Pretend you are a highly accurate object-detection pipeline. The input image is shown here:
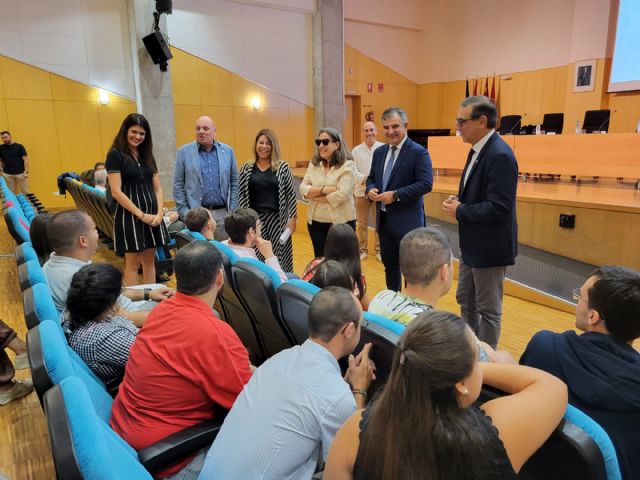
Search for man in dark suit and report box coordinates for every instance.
[366,107,433,291]
[442,96,518,348]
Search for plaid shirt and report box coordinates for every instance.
[62,312,138,388]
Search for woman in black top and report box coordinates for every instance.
[105,113,169,285]
[325,311,567,480]
[238,129,297,273]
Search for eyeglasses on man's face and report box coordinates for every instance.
[455,117,476,127]
[572,287,582,302]
[315,138,335,146]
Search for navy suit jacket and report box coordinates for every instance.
[456,132,518,268]
[366,137,433,238]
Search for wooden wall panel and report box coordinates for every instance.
[54,101,102,174]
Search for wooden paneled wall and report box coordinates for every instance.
[170,48,315,167]
[0,56,135,208]
[344,44,418,139]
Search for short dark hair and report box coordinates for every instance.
[308,287,361,342]
[174,241,222,296]
[47,210,92,255]
[29,213,52,264]
[0,131,10,136]
[400,227,452,286]
[224,208,259,244]
[94,162,106,170]
[310,260,354,290]
[185,207,211,235]
[588,266,640,343]
[460,96,497,128]
[66,263,122,329]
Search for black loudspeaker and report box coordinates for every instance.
[142,31,172,71]
[155,0,172,14]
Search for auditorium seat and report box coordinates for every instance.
[43,376,227,479]
[276,279,320,345]
[350,312,402,398]
[174,230,194,250]
[15,242,39,266]
[18,259,47,292]
[498,115,522,135]
[23,283,59,329]
[232,258,294,359]
[583,109,611,133]
[518,404,620,480]
[541,113,564,134]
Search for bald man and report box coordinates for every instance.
[173,116,239,240]
[351,121,383,260]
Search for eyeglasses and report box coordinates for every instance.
[572,287,582,302]
[315,138,334,146]
[455,117,475,127]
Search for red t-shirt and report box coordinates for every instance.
[110,292,252,477]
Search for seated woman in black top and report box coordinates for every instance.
[309,259,354,291]
[325,310,567,480]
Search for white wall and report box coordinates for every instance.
[168,0,314,106]
[0,0,135,98]
[345,0,613,84]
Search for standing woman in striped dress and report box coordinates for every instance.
[238,128,297,273]
[106,113,169,285]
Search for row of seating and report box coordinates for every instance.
[63,175,175,282]
[175,229,620,479]
[1,176,47,245]
[16,239,225,477]
[63,177,114,241]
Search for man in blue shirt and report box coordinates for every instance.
[173,116,238,240]
[198,287,375,480]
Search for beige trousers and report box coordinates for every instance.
[2,173,28,194]
[355,195,379,254]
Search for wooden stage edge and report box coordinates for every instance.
[293,174,640,309]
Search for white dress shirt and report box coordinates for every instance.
[351,140,384,197]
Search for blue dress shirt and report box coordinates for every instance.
[199,144,224,207]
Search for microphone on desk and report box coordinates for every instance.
[507,113,527,135]
[595,109,617,133]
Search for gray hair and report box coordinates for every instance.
[382,107,408,125]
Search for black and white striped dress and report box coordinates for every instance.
[238,161,297,273]
[105,148,169,255]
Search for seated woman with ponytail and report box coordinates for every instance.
[62,263,138,389]
[325,310,567,480]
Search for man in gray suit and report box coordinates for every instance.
[173,116,239,240]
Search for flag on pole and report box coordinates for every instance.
[483,76,489,97]
[490,76,496,104]
[465,78,470,98]
[473,78,478,96]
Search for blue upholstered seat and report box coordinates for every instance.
[276,279,320,345]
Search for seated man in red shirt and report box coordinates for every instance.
[110,240,252,479]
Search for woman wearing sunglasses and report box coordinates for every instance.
[300,128,356,257]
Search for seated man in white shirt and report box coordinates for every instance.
[198,286,374,480]
[222,207,288,283]
[43,210,173,326]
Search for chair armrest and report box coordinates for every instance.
[138,414,227,473]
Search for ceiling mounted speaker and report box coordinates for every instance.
[155,0,172,14]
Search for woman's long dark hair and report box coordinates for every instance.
[323,224,364,299]
[66,264,123,329]
[111,113,158,172]
[355,311,494,480]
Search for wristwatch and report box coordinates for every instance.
[393,190,400,202]
[143,288,151,301]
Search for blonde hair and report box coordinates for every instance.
[252,128,282,171]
